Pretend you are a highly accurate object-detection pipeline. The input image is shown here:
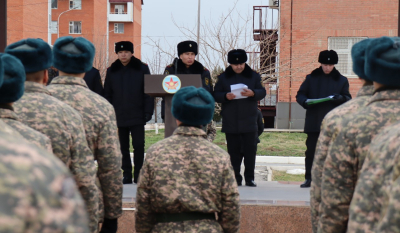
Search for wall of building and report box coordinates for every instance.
[7,0,49,44]
[276,0,398,129]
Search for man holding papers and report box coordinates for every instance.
[296,50,351,188]
[214,49,266,187]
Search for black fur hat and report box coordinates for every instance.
[115,41,133,53]
[177,40,198,56]
[228,49,248,64]
[318,50,338,64]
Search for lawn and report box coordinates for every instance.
[272,170,304,182]
[131,129,307,157]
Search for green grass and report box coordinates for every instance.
[272,170,304,182]
[130,129,307,157]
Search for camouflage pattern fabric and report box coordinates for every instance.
[0,107,52,153]
[47,76,122,220]
[0,119,23,137]
[0,131,89,233]
[310,85,374,232]
[136,126,240,233]
[205,120,217,142]
[318,88,400,233]
[14,81,99,233]
[349,120,400,232]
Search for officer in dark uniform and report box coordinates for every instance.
[162,40,213,121]
[83,67,104,97]
[104,41,154,184]
[214,49,267,187]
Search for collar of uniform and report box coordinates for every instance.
[173,125,207,137]
[0,108,18,121]
[50,75,89,89]
[356,85,374,97]
[368,88,400,104]
[24,81,52,95]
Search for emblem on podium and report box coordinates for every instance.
[163,75,182,94]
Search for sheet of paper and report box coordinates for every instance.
[230,83,248,99]
[305,95,334,105]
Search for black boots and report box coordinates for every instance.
[300,179,311,188]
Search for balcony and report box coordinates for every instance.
[109,2,133,22]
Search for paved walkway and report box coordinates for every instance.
[123,181,310,206]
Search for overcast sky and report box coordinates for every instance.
[141,0,272,72]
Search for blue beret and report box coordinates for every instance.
[351,38,373,81]
[53,36,95,74]
[0,53,26,103]
[365,36,400,87]
[172,86,215,126]
[5,38,52,73]
[228,49,247,64]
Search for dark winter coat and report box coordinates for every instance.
[104,56,154,127]
[161,59,213,119]
[214,64,266,133]
[296,67,351,133]
[83,67,104,97]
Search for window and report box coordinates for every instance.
[115,5,125,14]
[69,0,81,10]
[69,21,81,34]
[328,37,367,76]
[50,21,58,34]
[51,0,57,9]
[114,23,124,34]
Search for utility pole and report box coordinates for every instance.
[0,0,6,52]
[196,0,201,61]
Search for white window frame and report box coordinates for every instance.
[69,0,81,10]
[328,37,368,77]
[51,0,57,9]
[114,23,124,34]
[50,21,58,34]
[115,5,125,14]
[69,21,82,34]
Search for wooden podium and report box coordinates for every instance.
[145,74,202,138]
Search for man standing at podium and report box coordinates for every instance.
[214,49,266,187]
[162,40,215,139]
[104,41,154,184]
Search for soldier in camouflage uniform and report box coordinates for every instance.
[0,131,90,233]
[0,53,52,153]
[48,36,122,233]
[309,39,374,232]
[5,38,99,233]
[318,36,400,232]
[136,86,240,233]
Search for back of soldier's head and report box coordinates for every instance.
[172,86,215,127]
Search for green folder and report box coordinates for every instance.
[306,95,334,105]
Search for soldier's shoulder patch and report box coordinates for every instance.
[164,70,169,75]
[205,77,210,86]
[142,62,148,66]
[166,64,173,68]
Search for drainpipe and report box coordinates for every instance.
[288,0,293,129]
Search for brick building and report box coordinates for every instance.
[7,0,143,74]
[275,0,398,129]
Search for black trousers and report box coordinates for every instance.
[305,132,320,180]
[118,125,145,183]
[226,132,258,184]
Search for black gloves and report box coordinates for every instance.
[332,94,345,104]
[100,218,118,233]
[144,113,152,122]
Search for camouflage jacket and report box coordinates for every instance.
[0,131,89,233]
[47,76,122,220]
[375,147,400,233]
[14,81,99,232]
[310,85,374,233]
[0,119,23,137]
[318,88,400,233]
[0,107,52,152]
[136,126,240,233]
[205,120,217,142]
[349,120,400,232]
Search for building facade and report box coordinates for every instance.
[7,0,143,75]
[276,0,398,129]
